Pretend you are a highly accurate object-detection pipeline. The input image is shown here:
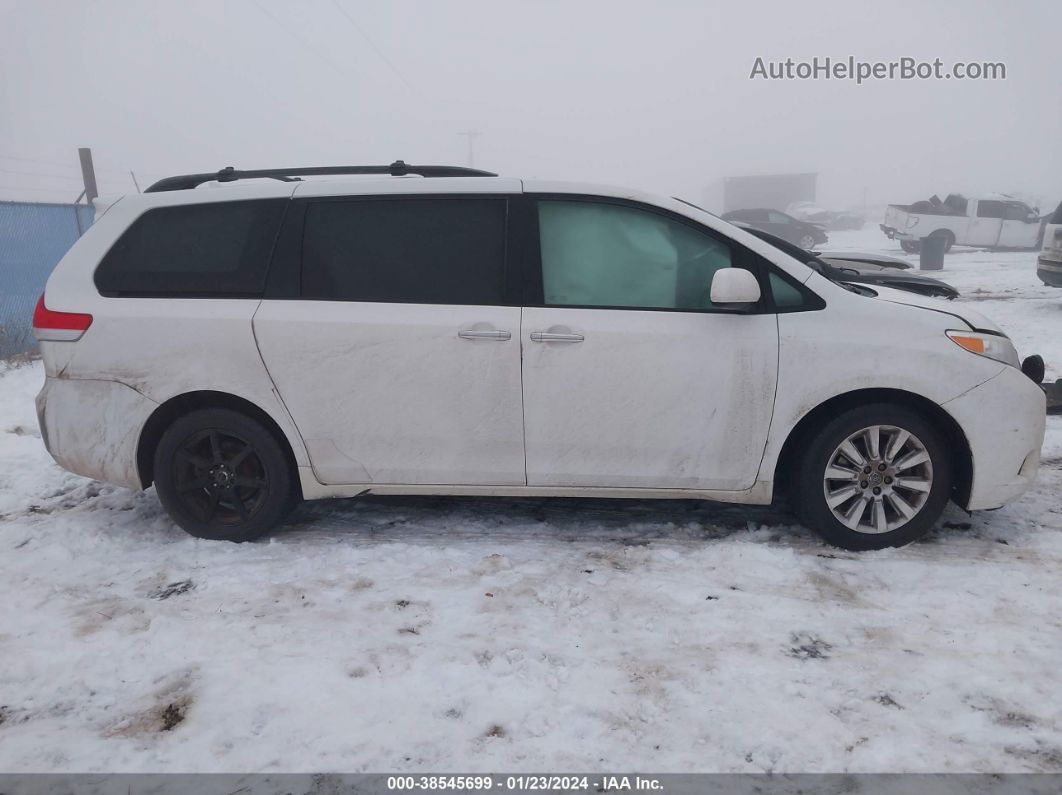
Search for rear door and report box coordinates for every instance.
[519,197,779,491]
[967,200,1005,246]
[253,190,526,486]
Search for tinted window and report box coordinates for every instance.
[1003,202,1032,221]
[977,200,1005,219]
[95,200,285,297]
[767,211,791,224]
[537,200,737,311]
[769,272,806,308]
[301,198,507,304]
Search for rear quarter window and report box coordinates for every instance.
[94,199,286,297]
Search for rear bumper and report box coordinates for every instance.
[1037,256,1062,287]
[36,376,157,490]
[942,366,1046,511]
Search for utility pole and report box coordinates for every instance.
[458,130,481,168]
[78,147,98,204]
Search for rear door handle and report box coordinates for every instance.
[458,329,511,341]
[530,332,584,343]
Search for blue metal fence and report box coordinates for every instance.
[0,201,94,357]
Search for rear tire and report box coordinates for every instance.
[793,404,951,551]
[154,408,296,542]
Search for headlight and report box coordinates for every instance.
[946,330,1020,367]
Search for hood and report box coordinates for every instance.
[872,272,951,289]
[866,284,1003,334]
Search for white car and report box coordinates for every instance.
[32,162,1047,550]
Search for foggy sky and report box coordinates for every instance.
[2,0,1060,212]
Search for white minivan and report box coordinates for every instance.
[33,163,1047,550]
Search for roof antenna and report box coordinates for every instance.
[389,160,409,176]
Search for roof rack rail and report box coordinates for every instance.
[144,160,497,193]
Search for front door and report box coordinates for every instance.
[520,198,779,491]
[997,201,1041,248]
[254,195,525,486]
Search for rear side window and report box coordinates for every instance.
[976,200,1005,219]
[94,200,286,297]
[300,198,507,304]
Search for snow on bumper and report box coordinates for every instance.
[942,365,1046,511]
[36,376,157,490]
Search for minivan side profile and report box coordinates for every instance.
[33,163,1046,550]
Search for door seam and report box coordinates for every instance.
[517,306,529,486]
[250,300,316,474]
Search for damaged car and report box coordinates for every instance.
[32,162,1044,551]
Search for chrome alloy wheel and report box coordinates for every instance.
[822,424,934,534]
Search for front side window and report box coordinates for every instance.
[767,211,791,225]
[537,200,738,311]
[300,198,507,304]
[1003,202,1033,221]
[769,271,807,309]
[95,199,286,297]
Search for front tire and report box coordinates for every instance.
[899,240,920,254]
[798,233,817,250]
[154,408,296,542]
[793,405,951,551]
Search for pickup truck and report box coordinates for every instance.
[880,193,1046,253]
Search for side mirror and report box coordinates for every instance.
[710,268,761,306]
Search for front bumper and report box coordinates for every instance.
[942,365,1047,511]
[880,224,897,239]
[1037,255,1062,287]
[36,376,157,490]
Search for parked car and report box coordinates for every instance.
[33,162,1046,551]
[1037,200,1062,287]
[786,201,865,231]
[881,193,1046,253]
[736,225,959,299]
[720,208,828,249]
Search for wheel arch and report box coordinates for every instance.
[929,228,956,248]
[771,388,973,509]
[136,390,302,498]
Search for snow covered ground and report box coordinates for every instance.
[1,228,1060,774]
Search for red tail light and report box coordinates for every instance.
[32,294,93,342]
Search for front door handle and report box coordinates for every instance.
[530,331,584,343]
[458,329,511,341]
